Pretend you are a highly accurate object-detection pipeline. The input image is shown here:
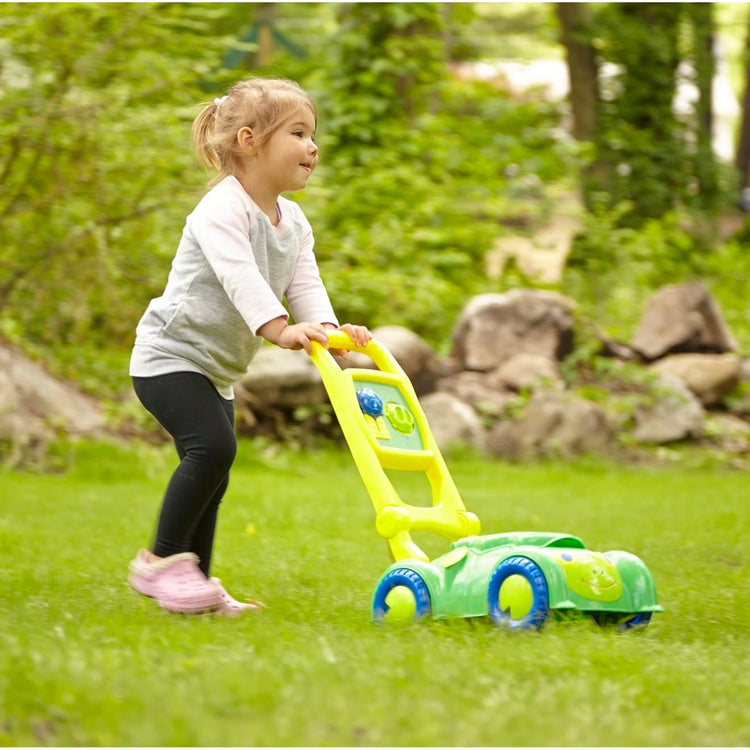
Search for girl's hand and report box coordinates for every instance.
[325,323,372,358]
[338,323,371,347]
[259,317,329,354]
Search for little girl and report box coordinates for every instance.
[128,77,371,616]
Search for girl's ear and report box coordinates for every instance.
[237,126,256,154]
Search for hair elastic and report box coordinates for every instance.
[214,96,228,107]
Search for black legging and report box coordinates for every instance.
[132,372,237,576]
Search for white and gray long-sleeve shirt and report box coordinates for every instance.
[129,176,338,398]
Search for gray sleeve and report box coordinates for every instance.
[188,188,288,334]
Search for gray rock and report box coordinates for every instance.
[451,290,576,372]
[703,413,750,453]
[0,342,104,439]
[0,339,105,465]
[486,390,613,459]
[631,282,737,360]
[343,325,442,395]
[487,352,563,392]
[420,391,486,451]
[437,370,519,419]
[631,374,706,443]
[236,346,325,409]
[650,353,741,406]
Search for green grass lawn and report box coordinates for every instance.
[1,439,748,746]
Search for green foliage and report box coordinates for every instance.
[305,3,577,342]
[721,380,750,415]
[562,200,750,353]
[454,3,561,61]
[698,228,750,353]
[0,2,579,370]
[324,2,447,157]
[585,3,732,222]
[0,3,251,348]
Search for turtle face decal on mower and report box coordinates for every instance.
[556,550,623,602]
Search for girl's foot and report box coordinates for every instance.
[210,577,266,617]
[129,549,223,614]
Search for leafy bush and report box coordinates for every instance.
[307,77,578,341]
[0,4,251,349]
[563,202,750,353]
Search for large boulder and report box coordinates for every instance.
[234,346,325,428]
[436,370,520,419]
[631,282,737,360]
[451,290,575,372]
[420,391,486,451]
[236,346,324,407]
[727,358,750,416]
[650,353,741,406]
[631,374,705,444]
[0,339,105,464]
[486,390,613,460]
[486,352,563,392]
[703,413,750,454]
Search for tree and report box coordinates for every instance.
[558,2,724,222]
[306,3,575,341]
[556,2,606,211]
[597,3,684,220]
[736,9,750,201]
[557,3,598,143]
[323,2,447,162]
[689,2,718,204]
[0,3,250,351]
[0,3,581,378]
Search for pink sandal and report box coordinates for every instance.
[210,578,266,617]
[129,549,223,614]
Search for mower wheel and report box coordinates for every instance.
[487,556,550,630]
[372,568,431,625]
[589,611,653,632]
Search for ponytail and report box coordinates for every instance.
[191,101,222,171]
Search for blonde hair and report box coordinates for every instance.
[192,77,316,184]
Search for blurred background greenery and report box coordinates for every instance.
[2,2,750,400]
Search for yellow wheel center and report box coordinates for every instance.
[499,574,533,620]
[384,585,416,624]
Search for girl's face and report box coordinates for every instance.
[252,106,319,195]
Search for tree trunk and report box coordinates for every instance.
[556,2,599,142]
[556,2,606,210]
[690,2,717,203]
[613,3,682,220]
[735,11,750,201]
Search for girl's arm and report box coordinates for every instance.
[284,228,371,354]
[257,316,329,354]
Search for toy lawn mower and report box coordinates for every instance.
[309,331,662,631]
